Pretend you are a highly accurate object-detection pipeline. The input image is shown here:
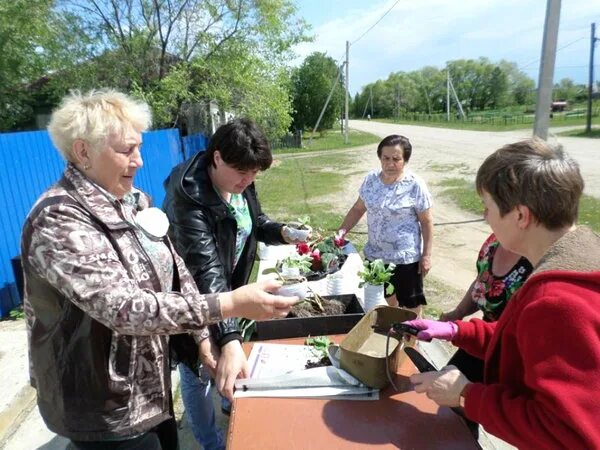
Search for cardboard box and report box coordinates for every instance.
[254,294,364,341]
[339,306,417,389]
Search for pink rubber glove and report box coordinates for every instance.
[402,319,458,342]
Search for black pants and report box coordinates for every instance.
[383,261,426,308]
[447,347,485,383]
[70,417,178,450]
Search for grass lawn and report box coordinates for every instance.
[557,128,600,138]
[255,152,354,232]
[437,177,600,233]
[273,129,379,153]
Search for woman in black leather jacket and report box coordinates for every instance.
[163,118,306,450]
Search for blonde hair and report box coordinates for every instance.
[47,89,152,162]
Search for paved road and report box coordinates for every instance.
[350,120,600,197]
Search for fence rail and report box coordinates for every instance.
[389,108,599,126]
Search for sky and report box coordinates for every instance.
[292,0,598,95]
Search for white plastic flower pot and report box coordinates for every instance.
[363,283,387,312]
[281,265,301,278]
[277,280,308,300]
[326,273,346,296]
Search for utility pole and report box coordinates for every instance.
[533,0,561,140]
[396,84,400,120]
[309,63,344,146]
[370,85,373,118]
[586,22,598,133]
[446,69,450,121]
[344,40,349,144]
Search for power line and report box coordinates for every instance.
[350,0,402,46]
[519,36,587,70]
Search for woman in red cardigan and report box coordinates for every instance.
[405,138,600,450]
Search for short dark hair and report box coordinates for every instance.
[206,118,272,171]
[377,135,412,162]
[476,138,584,230]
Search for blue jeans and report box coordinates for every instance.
[178,364,225,450]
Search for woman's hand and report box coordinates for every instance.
[198,337,220,378]
[439,309,462,322]
[410,365,470,407]
[281,225,311,243]
[402,319,458,341]
[419,255,432,277]
[215,340,249,401]
[220,280,298,320]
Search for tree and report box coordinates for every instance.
[0,0,90,130]
[498,61,535,106]
[7,0,308,137]
[291,52,344,131]
[554,78,586,102]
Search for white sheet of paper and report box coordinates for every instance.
[236,343,379,400]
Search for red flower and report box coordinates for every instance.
[311,249,321,261]
[334,236,345,248]
[297,242,310,255]
[310,249,322,271]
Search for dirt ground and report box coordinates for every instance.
[279,120,600,315]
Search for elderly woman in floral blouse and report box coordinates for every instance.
[338,134,433,313]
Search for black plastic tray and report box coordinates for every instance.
[253,294,364,341]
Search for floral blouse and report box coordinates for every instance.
[359,169,432,265]
[471,234,533,321]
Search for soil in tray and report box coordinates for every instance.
[289,297,346,318]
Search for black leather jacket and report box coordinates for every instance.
[163,152,286,364]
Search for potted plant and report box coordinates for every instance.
[357,259,395,312]
[280,253,312,278]
[296,232,347,279]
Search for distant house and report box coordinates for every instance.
[551,101,568,112]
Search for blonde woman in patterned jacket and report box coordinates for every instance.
[20,90,297,450]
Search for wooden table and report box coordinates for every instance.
[227,336,479,450]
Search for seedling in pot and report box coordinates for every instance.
[357,259,396,296]
[262,267,323,311]
[305,336,333,368]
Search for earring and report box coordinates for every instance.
[83,163,90,170]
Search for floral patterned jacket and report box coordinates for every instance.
[21,164,221,441]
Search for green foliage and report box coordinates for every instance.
[255,152,353,227]
[0,1,90,130]
[238,318,256,342]
[558,128,600,138]
[358,259,395,295]
[305,336,332,360]
[292,52,344,131]
[8,306,24,320]
[351,57,537,119]
[577,195,600,233]
[3,0,310,136]
[437,178,483,215]
[553,78,587,102]
[274,129,380,153]
[282,254,313,273]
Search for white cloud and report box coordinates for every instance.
[293,0,597,94]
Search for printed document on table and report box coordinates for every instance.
[234,343,379,400]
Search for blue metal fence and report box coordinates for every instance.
[181,132,208,159]
[0,128,200,317]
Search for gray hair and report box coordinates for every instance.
[47,89,152,161]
